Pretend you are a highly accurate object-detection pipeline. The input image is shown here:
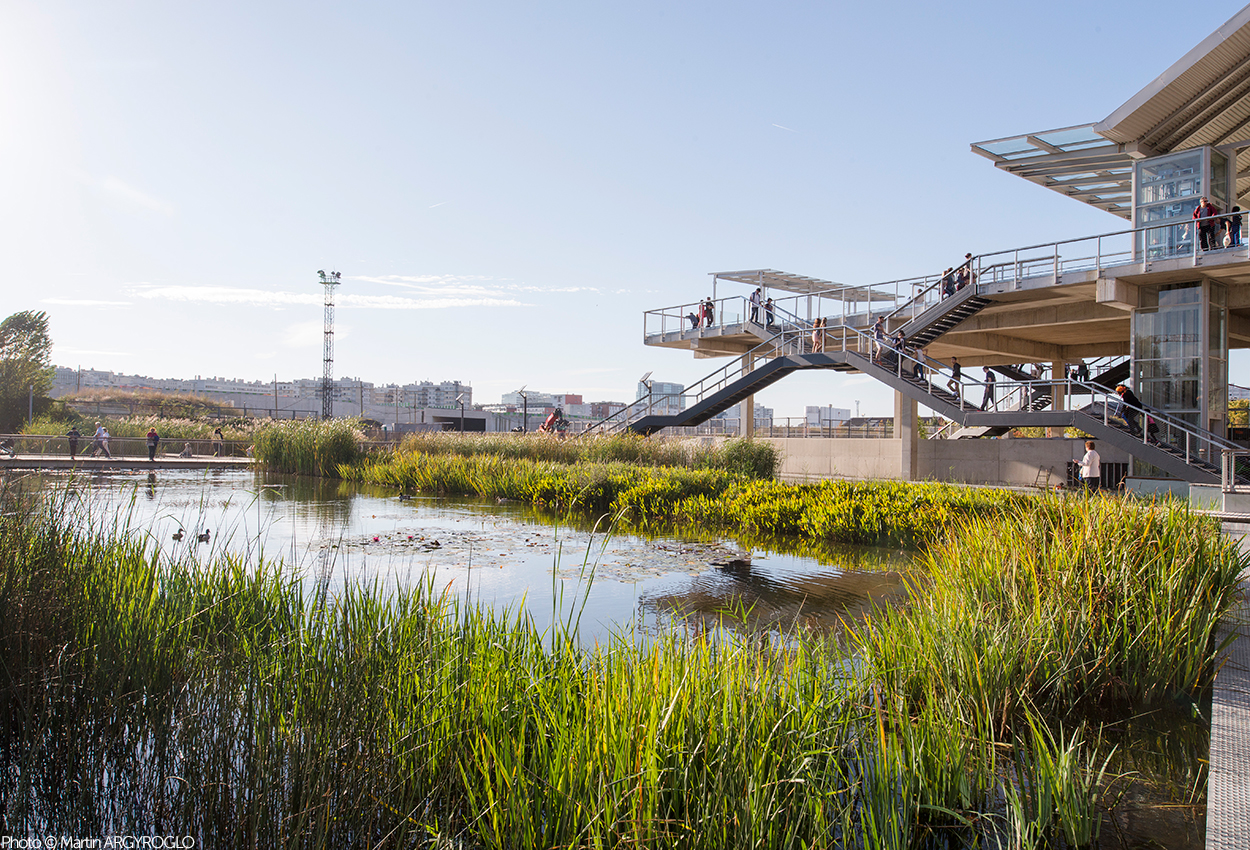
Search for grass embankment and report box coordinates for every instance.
[2,489,1242,846]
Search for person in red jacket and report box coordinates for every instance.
[1194,196,1221,251]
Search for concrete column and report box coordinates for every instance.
[1047,360,1067,437]
[895,390,917,480]
[743,352,756,438]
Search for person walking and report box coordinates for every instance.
[871,317,886,362]
[764,297,775,327]
[66,426,81,460]
[947,357,963,405]
[146,427,160,462]
[1077,440,1101,492]
[981,366,996,410]
[913,347,927,383]
[100,427,111,459]
[1114,384,1144,435]
[1193,196,1221,251]
[749,288,763,324]
[211,427,224,457]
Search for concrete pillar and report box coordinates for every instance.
[895,390,917,480]
[1047,360,1067,438]
[743,352,756,438]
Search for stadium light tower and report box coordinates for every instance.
[318,269,341,420]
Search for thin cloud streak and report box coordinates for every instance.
[42,298,133,306]
[126,284,528,310]
[352,275,599,295]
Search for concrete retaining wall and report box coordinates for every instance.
[766,437,1132,488]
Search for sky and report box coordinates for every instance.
[2,1,1243,419]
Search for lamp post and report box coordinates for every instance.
[516,385,528,432]
[457,393,466,433]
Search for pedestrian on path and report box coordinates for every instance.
[66,426,80,460]
[1077,440,1101,492]
[146,427,160,462]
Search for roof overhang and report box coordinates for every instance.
[973,4,1250,218]
[970,125,1136,219]
[710,269,893,301]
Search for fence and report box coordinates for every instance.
[1,434,252,459]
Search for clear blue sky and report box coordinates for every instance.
[2,1,1241,417]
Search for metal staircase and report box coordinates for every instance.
[891,284,993,348]
[589,325,1247,486]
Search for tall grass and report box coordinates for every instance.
[393,431,780,477]
[253,418,364,476]
[346,452,1027,546]
[2,488,1239,846]
[855,495,1245,723]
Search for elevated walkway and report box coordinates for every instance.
[593,326,1246,486]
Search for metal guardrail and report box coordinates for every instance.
[0,434,252,459]
[594,322,1241,475]
[646,212,1247,342]
[1222,449,1250,492]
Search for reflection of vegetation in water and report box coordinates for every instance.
[2,485,1240,848]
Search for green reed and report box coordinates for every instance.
[394,431,780,477]
[253,417,364,476]
[854,495,1245,723]
[3,487,1239,847]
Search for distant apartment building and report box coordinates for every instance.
[712,402,773,427]
[805,405,853,426]
[637,380,685,414]
[52,366,471,415]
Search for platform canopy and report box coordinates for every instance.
[971,3,1250,219]
[711,268,893,302]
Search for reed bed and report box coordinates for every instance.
[856,495,1245,723]
[253,417,364,476]
[3,488,1240,846]
[393,431,780,478]
[348,453,1028,547]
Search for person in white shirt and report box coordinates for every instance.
[1077,440,1100,492]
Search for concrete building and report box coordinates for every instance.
[620,7,1250,491]
[806,406,853,427]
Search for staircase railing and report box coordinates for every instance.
[598,322,1241,477]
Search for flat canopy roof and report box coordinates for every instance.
[711,268,894,301]
[970,125,1135,219]
[973,4,1250,218]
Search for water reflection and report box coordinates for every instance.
[12,469,908,644]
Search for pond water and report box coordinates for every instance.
[13,467,1210,848]
[33,468,910,643]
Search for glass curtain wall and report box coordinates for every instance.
[1134,283,1202,425]
[1132,280,1228,441]
[1136,150,1204,259]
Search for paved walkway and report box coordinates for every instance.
[0,454,253,471]
[1208,521,1250,850]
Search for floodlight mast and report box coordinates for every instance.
[318,270,341,420]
